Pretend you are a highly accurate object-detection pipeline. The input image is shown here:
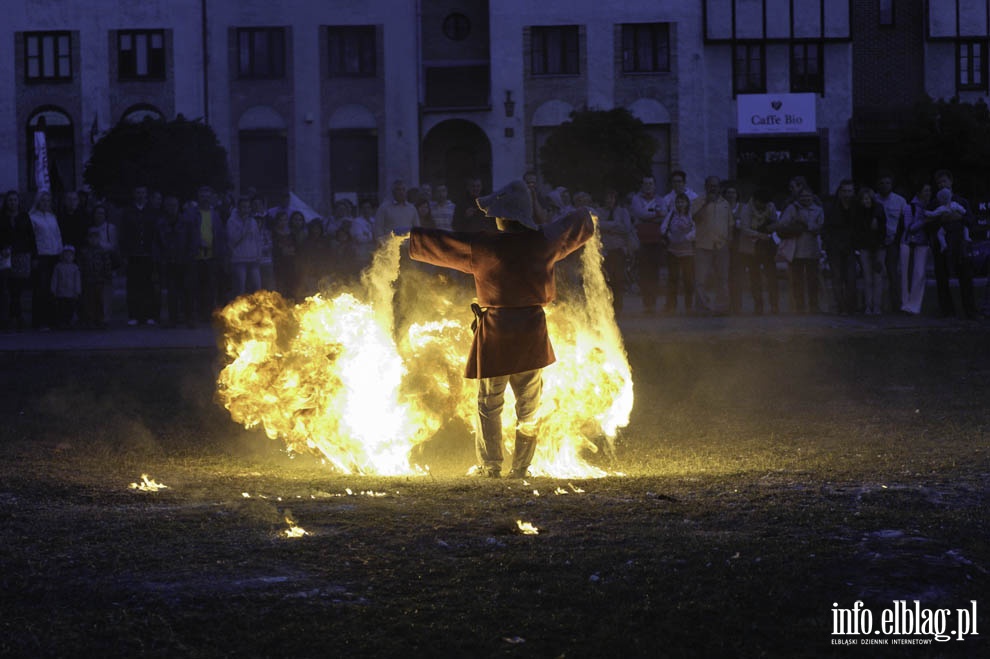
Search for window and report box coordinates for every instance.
[958,41,987,91]
[733,42,765,94]
[24,32,72,81]
[791,42,823,94]
[118,30,166,80]
[237,27,286,79]
[327,26,376,77]
[621,23,670,73]
[530,26,579,76]
[878,0,895,26]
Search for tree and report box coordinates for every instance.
[538,108,658,199]
[892,96,990,198]
[84,115,230,205]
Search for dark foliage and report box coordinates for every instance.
[894,96,990,197]
[83,115,231,206]
[538,108,658,199]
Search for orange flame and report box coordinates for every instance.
[216,231,633,477]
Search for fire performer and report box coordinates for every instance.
[398,180,596,478]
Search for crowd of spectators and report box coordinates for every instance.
[0,165,985,332]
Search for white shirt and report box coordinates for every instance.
[875,191,908,244]
[431,200,456,230]
[30,210,63,256]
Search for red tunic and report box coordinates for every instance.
[408,209,595,378]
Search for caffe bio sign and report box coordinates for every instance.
[737,93,816,134]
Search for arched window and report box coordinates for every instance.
[238,106,288,200]
[120,104,165,125]
[27,107,75,196]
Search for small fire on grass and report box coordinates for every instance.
[515,520,540,535]
[129,474,168,492]
[283,513,309,539]
[216,232,633,479]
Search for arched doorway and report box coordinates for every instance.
[120,104,165,125]
[237,106,288,200]
[27,107,75,197]
[421,119,491,198]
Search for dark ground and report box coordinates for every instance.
[1,317,988,658]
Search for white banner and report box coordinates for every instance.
[34,130,51,192]
[737,93,816,135]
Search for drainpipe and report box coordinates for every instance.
[201,0,210,125]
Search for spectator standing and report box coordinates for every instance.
[722,182,744,313]
[737,189,780,314]
[186,186,228,322]
[350,200,377,273]
[690,176,733,315]
[661,170,699,212]
[852,187,887,315]
[452,177,486,232]
[252,196,275,291]
[227,197,263,298]
[89,204,119,325]
[928,169,977,319]
[77,227,114,329]
[375,179,419,238]
[431,184,456,230]
[58,190,89,250]
[823,180,858,315]
[1,190,34,330]
[597,188,636,314]
[50,245,81,329]
[272,211,298,299]
[659,192,696,314]
[772,187,824,313]
[119,185,159,325]
[29,190,63,330]
[297,219,333,296]
[629,176,666,315]
[899,183,933,315]
[875,174,908,312]
[155,195,198,327]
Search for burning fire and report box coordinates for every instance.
[129,474,169,492]
[216,230,633,478]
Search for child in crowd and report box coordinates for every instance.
[77,227,114,329]
[50,245,81,329]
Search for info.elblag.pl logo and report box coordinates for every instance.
[831,600,979,646]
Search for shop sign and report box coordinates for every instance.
[737,93,816,134]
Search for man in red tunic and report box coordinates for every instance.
[404,180,596,478]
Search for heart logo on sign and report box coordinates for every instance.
[771,100,783,111]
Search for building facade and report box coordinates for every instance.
[0,1,977,213]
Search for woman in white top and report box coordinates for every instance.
[29,190,63,329]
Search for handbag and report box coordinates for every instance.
[11,252,31,279]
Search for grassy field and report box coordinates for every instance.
[1,326,988,658]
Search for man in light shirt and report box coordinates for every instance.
[875,174,908,312]
[374,179,419,239]
[691,175,733,315]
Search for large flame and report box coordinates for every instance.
[216,229,633,478]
